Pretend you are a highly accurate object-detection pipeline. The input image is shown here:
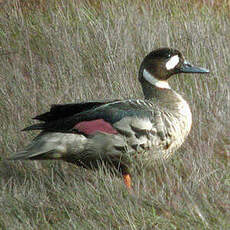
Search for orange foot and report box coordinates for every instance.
[123,173,132,190]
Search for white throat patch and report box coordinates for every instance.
[166,55,179,70]
[143,69,170,89]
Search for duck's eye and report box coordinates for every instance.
[167,54,171,58]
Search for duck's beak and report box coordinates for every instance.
[180,60,210,74]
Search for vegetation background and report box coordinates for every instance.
[0,0,229,229]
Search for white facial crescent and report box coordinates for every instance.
[166,55,179,70]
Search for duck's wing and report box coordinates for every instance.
[33,99,118,122]
[11,99,171,164]
[23,99,155,136]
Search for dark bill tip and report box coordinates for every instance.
[180,60,210,74]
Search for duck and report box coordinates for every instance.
[8,48,209,189]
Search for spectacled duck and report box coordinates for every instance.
[9,48,209,189]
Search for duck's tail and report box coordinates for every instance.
[8,132,87,161]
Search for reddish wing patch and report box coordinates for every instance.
[74,119,118,135]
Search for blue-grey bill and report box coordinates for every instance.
[180,61,210,74]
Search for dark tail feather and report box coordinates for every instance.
[22,123,45,131]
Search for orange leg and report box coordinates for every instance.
[123,173,132,190]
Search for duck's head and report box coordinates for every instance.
[139,48,209,90]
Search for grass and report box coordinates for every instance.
[0,0,229,229]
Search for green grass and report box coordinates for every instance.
[0,0,229,229]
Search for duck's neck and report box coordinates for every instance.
[140,78,184,110]
[139,69,187,110]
